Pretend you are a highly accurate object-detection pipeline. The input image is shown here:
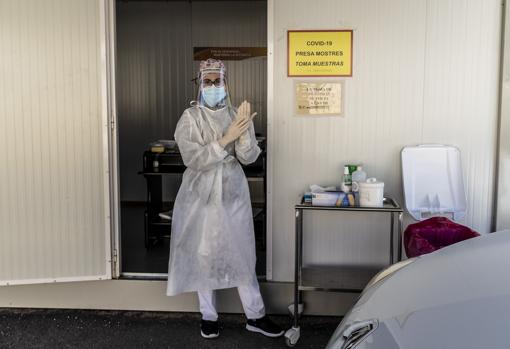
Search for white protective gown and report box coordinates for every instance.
[166,105,261,296]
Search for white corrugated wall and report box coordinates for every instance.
[269,0,501,281]
[0,0,111,285]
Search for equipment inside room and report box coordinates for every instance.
[115,0,268,278]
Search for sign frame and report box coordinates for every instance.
[294,80,345,117]
[193,47,267,61]
[287,29,353,78]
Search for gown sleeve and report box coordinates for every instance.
[174,109,228,172]
[235,120,261,165]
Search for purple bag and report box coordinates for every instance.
[404,217,480,258]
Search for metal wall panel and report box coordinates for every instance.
[497,0,510,231]
[116,1,194,202]
[0,0,110,285]
[269,0,501,281]
[116,1,267,201]
[191,1,267,133]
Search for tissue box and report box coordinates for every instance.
[312,192,342,206]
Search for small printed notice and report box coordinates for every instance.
[194,47,267,61]
[288,30,353,77]
[295,81,344,116]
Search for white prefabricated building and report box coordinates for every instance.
[0,0,509,316]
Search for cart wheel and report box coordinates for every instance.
[287,303,304,317]
[284,327,300,347]
[285,337,296,347]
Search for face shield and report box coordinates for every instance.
[195,58,232,110]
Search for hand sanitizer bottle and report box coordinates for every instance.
[341,166,352,192]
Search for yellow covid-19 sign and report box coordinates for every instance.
[287,30,353,77]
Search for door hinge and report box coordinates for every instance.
[113,248,118,263]
[110,119,115,131]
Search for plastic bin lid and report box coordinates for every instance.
[401,144,467,221]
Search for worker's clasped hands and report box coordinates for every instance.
[219,100,257,147]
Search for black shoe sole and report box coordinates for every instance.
[201,330,219,339]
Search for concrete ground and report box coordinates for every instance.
[0,309,340,348]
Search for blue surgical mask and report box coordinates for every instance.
[202,86,227,107]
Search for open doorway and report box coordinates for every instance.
[115,0,268,278]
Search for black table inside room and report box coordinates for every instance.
[121,139,267,277]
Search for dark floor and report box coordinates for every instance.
[121,204,171,273]
[121,203,267,276]
[0,309,339,349]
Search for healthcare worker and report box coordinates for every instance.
[167,59,283,339]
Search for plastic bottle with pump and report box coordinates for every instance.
[351,166,367,192]
[351,165,367,205]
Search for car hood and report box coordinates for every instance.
[363,292,510,348]
[347,230,510,326]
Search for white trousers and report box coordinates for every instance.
[197,277,266,321]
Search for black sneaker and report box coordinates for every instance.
[200,319,219,339]
[246,315,284,338]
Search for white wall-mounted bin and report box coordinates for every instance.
[401,145,467,221]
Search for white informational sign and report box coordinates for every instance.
[295,81,344,116]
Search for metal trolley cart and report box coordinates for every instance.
[140,138,267,248]
[284,198,403,347]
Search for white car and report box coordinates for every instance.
[326,230,510,349]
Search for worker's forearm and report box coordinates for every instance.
[218,136,230,148]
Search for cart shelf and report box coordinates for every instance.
[299,265,381,293]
